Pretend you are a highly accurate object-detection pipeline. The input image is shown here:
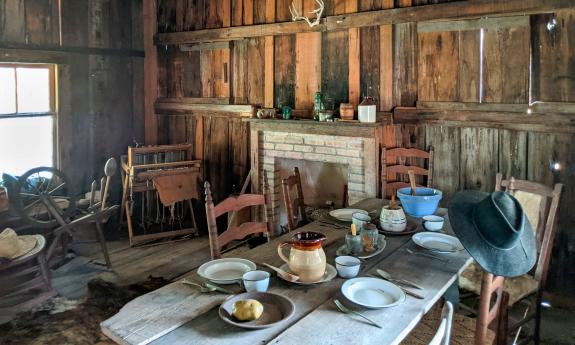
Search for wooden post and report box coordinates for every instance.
[205,182,221,259]
[143,0,158,144]
[263,171,273,240]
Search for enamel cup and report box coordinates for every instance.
[422,215,445,231]
[242,270,270,292]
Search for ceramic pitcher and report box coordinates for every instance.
[278,231,327,282]
[380,205,407,232]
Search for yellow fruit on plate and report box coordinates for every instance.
[232,299,264,321]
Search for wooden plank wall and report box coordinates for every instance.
[0,0,143,197]
[155,2,575,295]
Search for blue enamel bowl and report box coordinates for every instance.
[396,187,443,218]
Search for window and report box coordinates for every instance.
[0,64,56,176]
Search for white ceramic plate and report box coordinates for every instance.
[335,234,387,259]
[278,263,337,285]
[412,232,464,253]
[197,258,256,285]
[341,277,406,309]
[329,208,369,222]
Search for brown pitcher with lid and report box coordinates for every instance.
[278,231,327,282]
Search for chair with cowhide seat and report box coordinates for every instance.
[381,146,434,199]
[204,173,273,259]
[404,272,509,345]
[459,173,563,345]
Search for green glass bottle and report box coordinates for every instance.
[313,91,323,121]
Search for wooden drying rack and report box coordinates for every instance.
[120,144,202,246]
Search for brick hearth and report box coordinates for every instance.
[248,119,386,234]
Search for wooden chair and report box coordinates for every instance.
[204,175,273,260]
[459,173,563,344]
[428,301,454,345]
[404,272,508,345]
[281,167,308,232]
[381,146,434,199]
[0,235,58,316]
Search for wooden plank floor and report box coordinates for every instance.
[52,236,211,300]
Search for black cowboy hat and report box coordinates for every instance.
[449,191,537,277]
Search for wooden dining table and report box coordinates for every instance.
[101,198,472,345]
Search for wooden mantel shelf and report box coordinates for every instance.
[245,118,388,138]
[154,0,571,45]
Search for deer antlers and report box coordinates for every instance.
[289,0,324,27]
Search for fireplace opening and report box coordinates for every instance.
[277,158,348,228]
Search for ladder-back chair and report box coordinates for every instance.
[496,173,563,344]
[281,167,308,232]
[405,272,508,345]
[381,146,434,199]
[204,175,273,259]
[459,173,562,345]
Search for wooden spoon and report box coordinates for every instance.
[408,170,417,196]
[101,157,117,210]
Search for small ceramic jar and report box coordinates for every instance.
[380,205,407,232]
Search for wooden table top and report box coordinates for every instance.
[101,199,471,345]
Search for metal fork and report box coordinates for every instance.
[333,299,382,328]
[406,248,448,262]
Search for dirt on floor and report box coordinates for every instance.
[0,277,169,345]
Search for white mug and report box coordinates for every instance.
[352,212,372,233]
[335,256,361,279]
[422,215,445,231]
[242,270,270,292]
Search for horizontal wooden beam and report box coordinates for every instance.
[417,16,529,33]
[157,97,231,105]
[155,98,254,116]
[394,107,575,134]
[180,41,233,52]
[416,101,575,114]
[0,49,71,63]
[0,42,145,57]
[155,0,572,45]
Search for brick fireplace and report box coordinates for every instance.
[248,119,386,234]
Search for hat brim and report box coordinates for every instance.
[8,235,39,259]
[449,191,537,277]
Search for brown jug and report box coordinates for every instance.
[278,231,327,282]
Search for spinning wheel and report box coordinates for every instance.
[12,167,77,228]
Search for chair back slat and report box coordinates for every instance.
[205,173,272,259]
[386,147,431,159]
[495,173,563,287]
[218,222,268,248]
[381,146,434,199]
[282,167,307,232]
[213,194,266,218]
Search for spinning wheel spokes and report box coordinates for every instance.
[13,167,76,228]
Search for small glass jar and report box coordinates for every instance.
[361,223,379,253]
[345,233,363,255]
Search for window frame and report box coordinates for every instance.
[0,63,57,118]
[0,62,58,171]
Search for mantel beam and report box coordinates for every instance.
[155,0,572,45]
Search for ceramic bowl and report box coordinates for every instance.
[335,256,361,279]
[422,215,445,231]
[219,292,295,329]
[396,187,442,218]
